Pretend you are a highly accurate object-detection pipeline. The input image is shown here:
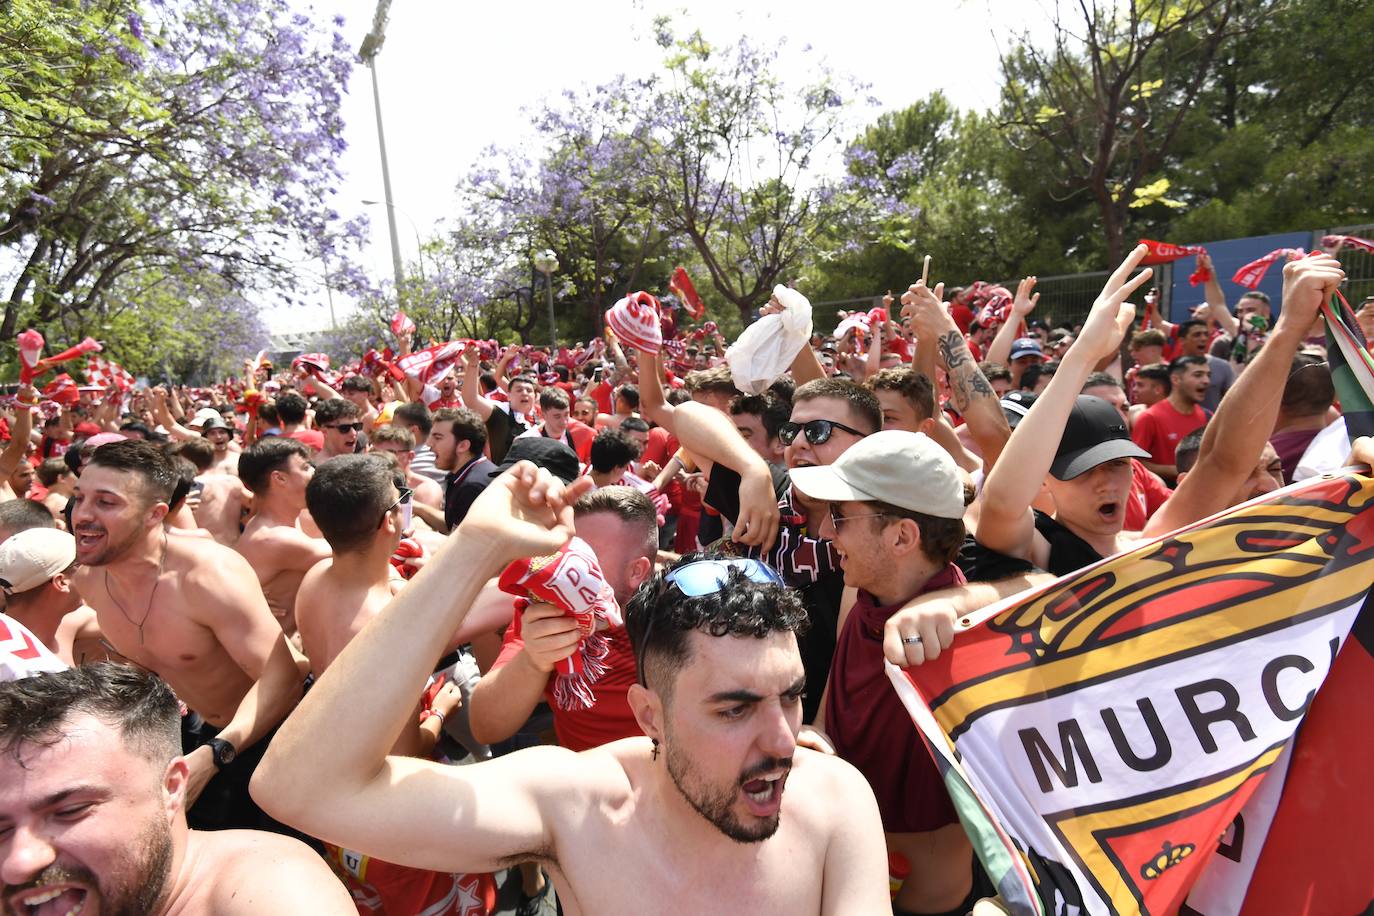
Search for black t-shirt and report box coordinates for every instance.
[485,407,530,466]
[444,457,498,530]
[1033,510,1104,577]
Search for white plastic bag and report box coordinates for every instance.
[725,286,813,394]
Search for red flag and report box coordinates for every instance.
[1322,234,1374,255]
[1138,239,1213,285]
[41,373,80,407]
[397,341,468,385]
[1138,239,1207,265]
[1232,248,1305,289]
[668,267,705,320]
[390,311,416,338]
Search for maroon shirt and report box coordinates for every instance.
[825,564,964,834]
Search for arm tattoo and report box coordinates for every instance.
[938,330,996,413]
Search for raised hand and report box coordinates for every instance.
[1278,253,1345,329]
[1013,276,1040,317]
[458,461,593,576]
[1073,244,1153,365]
[901,280,953,343]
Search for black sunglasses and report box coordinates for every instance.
[377,485,413,528]
[778,419,864,446]
[327,422,365,433]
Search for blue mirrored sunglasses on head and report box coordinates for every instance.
[663,558,785,597]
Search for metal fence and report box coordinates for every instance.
[1328,223,1374,306]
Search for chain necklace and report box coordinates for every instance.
[105,532,167,645]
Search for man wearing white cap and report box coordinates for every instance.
[0,527,104,666]
[790,430,977,916]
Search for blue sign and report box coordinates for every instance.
[1167,230,1313,322]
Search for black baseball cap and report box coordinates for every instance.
[489,437,580,484]
[1000,391,1037,429]
[1049,395,1149,481]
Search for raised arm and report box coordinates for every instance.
[149,387,202,441]
[639,351,672,428]
[1198,252,1238,337]
[984,277,1038,368]
[656,401,779,552]
[460,348,497,421]
[252,465,594,874]
[977,248,1152,561]
[906,282,1010,471]
[0,388,35,481]
[1144,254,1345,536]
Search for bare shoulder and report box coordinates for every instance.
[193,829,355,913]
[787,748,880,830]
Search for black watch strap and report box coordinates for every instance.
[207,737,237,769]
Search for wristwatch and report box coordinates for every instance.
[207,737,237,769]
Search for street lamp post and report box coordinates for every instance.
[358,0,405,298]
[363,199,425,282]
[534,250,559,351]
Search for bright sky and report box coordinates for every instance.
[270,0,1052,333]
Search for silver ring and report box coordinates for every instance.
[902,634,923,645]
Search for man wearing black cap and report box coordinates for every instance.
[978,247,1155,575]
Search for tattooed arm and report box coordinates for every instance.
[905,282,1011,472]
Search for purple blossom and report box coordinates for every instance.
[127,13,144,41]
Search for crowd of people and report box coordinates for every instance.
[2,243,1372,916]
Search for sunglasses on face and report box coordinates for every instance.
[327,422,364,433]
[636,558,786,686]
[378,485,414,529]
[778,419,864,446]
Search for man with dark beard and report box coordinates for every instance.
[252,466,889,914]
[0,664,352,914]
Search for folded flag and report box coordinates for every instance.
[1321,234,1374,255]
[397,341,468,385]
[1232,248,1305,289]
[498,537,623,711]
[605,291,664,355]
[391,311,416,338]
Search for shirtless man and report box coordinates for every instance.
[0,664,354,915]
[170,438,248,546]
[0,528,105,666]
[34,458,76,526]
[235,439,330,642]
[252,463,889,915]
[291,454,485,913]
[70,440,303,828]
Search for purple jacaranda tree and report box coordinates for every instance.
[0,0,361,354]
[633,19,868,325]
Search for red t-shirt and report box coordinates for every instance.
[492,614,642,753]
[1131,400,1208,468]
[287,428,325,452]
[642,426,675,467]
[586,381,614,415]
[825,565,964,834]
[1124,458,1171,531]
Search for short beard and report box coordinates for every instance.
[4,815,173,916]
[662,733,786,845]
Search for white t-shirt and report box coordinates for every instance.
[1,612,65,681]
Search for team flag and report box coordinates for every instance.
[888,471,1374,915]
[668,266,706,320]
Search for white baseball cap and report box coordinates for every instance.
[0,528,76,594]
[789,430,965,519]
